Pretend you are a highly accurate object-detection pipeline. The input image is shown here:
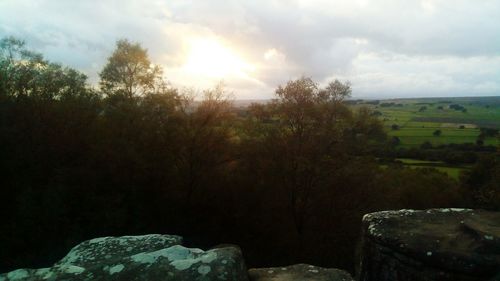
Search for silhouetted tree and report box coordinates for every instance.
[0,37,476,274]
[175,84,236,206]
[100,39,162,97]
[463,155,500,210]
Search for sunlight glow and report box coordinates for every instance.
[264,48,278,60]
[183,37,255,79]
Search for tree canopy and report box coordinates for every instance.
[99,39,162,97]
[0,36,484,274]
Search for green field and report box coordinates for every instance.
[380,158,470,180]
[380,158,471,180]
[351,97,500,148]
[356,97,499,179]
[397,158,469,180]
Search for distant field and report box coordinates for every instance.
[396,158,470,180]
[350,96,500,148]
[380,158,470,180]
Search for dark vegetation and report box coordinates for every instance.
[1,37,499,274]
[380,102,403,107]
[413,116,500,128]
[449,103,467,112]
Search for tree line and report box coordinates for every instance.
[0,37,498,273]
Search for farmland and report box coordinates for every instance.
[351,96,500,148]
[395,158,469,180]
[350,96,499,179]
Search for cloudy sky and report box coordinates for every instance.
[1,0,499,99]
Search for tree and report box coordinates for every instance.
[433,129,442,137]
[0,36,89,100]
[463,155,500,210]
[100,39,162,97]
[421,141,433,149]
[391,136,401,146]
[0,36,43,63]
[175,83,236,206]
[237,77,389,266]
[245,78,354,247]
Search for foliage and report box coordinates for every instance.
[0,37,487,274]
[0,37,91,100]
[100,39,162,97]
[449,103,466,112]
[463,155,500,210]
[391,136,401,146]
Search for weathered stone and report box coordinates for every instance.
[0,235,248,281]
[359,209,500,281]
[57,234,183,267]
[248,264,354,281]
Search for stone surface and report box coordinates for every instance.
[359,208,500,281]
[0,234,248,281]
[248,264,354,281]
[57,234,183,268]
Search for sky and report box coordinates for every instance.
[1,0,500,99]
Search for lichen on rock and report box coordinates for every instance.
[58,234,183,267]
[0,234,248,281]
[359,208,500,281]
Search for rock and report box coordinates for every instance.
[57,234,183,267]
[0,234,248,281]
[359,209,500,281]
[248,264,354,281]
[211,243,242,251]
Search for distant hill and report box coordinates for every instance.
[232,99,271,107]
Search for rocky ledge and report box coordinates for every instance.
[0,234,248,281]
[248,264,354,281]
[0,234,352,281]
[359,208,500,281]
[3,208,500,281]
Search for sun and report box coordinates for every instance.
[183,37,254,79]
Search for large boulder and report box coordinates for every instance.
[248,264,354,281]
[359,209,500,281]
[0,234,248,281]
[57,234,183,268]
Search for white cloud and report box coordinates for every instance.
[1,0,499,98]
[330,52,500,98]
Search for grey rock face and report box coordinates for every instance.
[248,264,354,281]
[0,234,248,281]
[57,234,183,268]
[359,209,500,281]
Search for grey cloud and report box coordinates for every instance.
[0,0,499,98]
